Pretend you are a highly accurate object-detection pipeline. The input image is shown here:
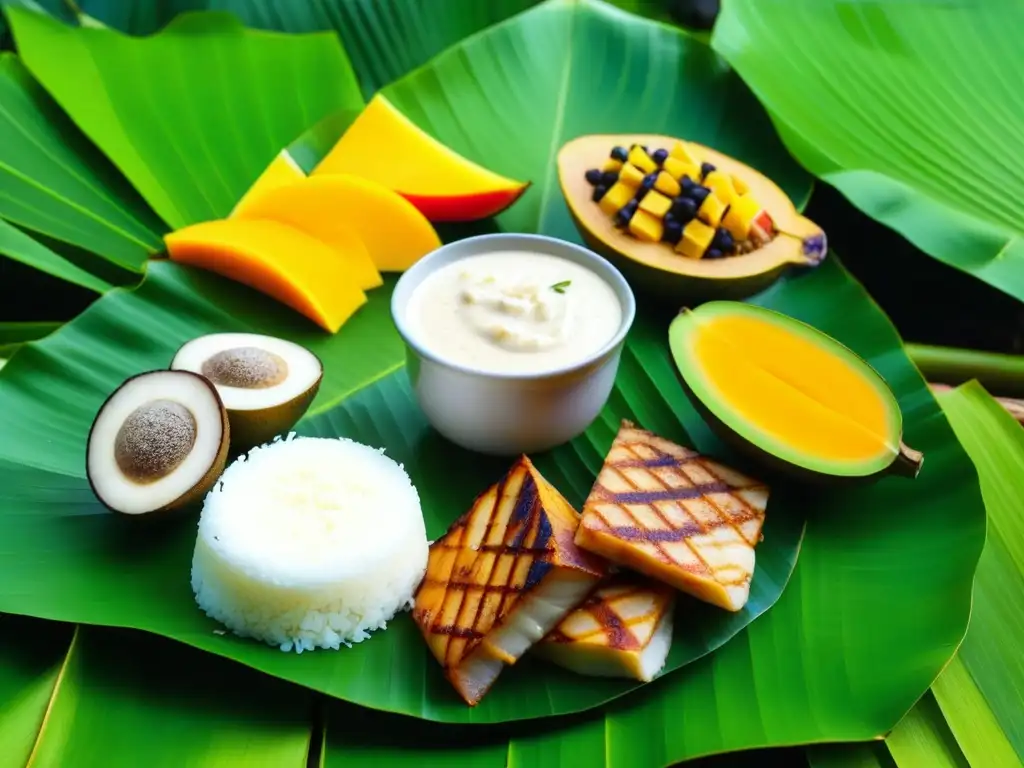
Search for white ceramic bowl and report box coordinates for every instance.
[391,233,636,457]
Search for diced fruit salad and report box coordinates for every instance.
[584,142,775,259]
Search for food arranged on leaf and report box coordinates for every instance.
[668,301,924,482]
[558,134,827,300]
[191,434,428,653]
[165,218,370,334]
[575,420,769,612]
[171,333,323,451]
[87,370,230,517]
[535,572,676,682]
[411,455,606,706]
[161,95,530,333]
[311,94,530,222]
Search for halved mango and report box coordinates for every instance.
[312,94,529,222]
[165,219,366,334]
[559,134,826,301]
[237,174,440,273]
[232,177,383,290]
[668,301,922,482]
[231,149,304,218]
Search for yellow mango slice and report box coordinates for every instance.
[231,150,304,218]
[232,178,383,290]
[165,219,366,334]
[238,175,440,273]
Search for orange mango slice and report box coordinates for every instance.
[239,175,440,273]
[231,150,305,218]
[312,94,529,222]
[165,219,366,333]
[232,177,383,290]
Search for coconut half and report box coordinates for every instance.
[86,370,230,516]
[171,333,323,450]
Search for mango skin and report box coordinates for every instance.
[665,310,923,486]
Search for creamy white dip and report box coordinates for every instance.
[405,250,623,374]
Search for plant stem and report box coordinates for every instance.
[908,343,1024,398]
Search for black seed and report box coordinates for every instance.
[712,227,735,252]
[601,170,619,186]
[633,186,650,202]
[670,196,697,221]
[700,162,716,179]
[663,219,683,244]
[688,184,710,205]
[592,185,608,202]
[585,168,602,186]
[652,148,669,165]
[681,176,699,193]
[614,200,639,227]
[611,146,628,162]
[706,247,724,259]
[640,173,658,191]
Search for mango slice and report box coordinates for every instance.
[232,177,383,290]
[668,301,922,482]
[312,94,529,222]
[231,150,304,218]
[238,174,440,274]
[165,219,366,334]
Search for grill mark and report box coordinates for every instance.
[468,469,521,656]
[611,454,688,468]
[598,483,731,504]
[606,523,703,542]
[498,473,540,618]
[589,600,640,651]
[433,624,484,639]
[437,471,510,666]
[546,584,666,648]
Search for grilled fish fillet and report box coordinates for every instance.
[575,420,769,612]
[413,455,606,706]
[535,572,675,682]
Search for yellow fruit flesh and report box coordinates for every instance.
[231,150,304,218]
[240,175,440,274]
[232,177,383,290]
[691,314,894,462]
[164,219,366,334]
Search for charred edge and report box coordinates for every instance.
[432,624,484,639]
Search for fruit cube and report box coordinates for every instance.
[732,174,750,195]
[669,141,701,166]
[703,171,737,206]
[628,145,658,174]
[599,181,636,216]
[639,190,672,218]
[697,192,727,228]
[629,210,664,243]
[602,158,624,173]
[662,156,701,183]
[675,219,716,259]
[654,171,681,198]
[619,163,646,188]
[721,194,763,240]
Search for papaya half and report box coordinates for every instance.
[667,301,923,484]
[558,134,826,302]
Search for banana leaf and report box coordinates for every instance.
[0,319,60,358]
[0,218,110,293]
[0,0,988,757]
[711,0,1024,302]
[6,6,365,230]
[5,622,314,768]
[0,614,72,768]
[0,53,163,274]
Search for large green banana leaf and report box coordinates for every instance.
[0,0,989,759]
[0,53,163,274]
[712,0,1024,302]
[6,6,365,230]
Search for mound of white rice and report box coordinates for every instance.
[191,433,428,653]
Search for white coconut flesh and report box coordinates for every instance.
[171,333,321,411]
[87,371,226,515]
[191,434,429,653]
